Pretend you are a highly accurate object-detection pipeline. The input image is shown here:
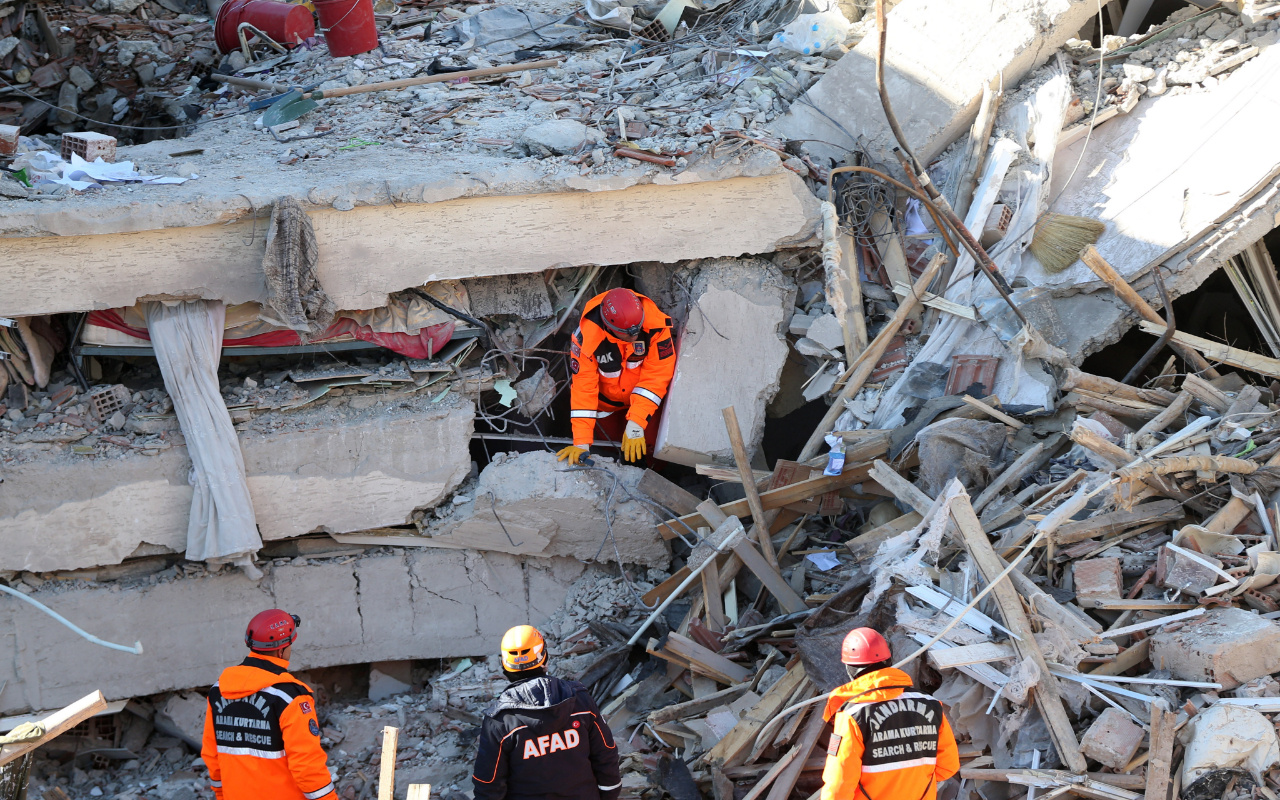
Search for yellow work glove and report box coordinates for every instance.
[557,445,588,465]
[622,420,647,462]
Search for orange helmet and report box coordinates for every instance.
[840,627,891,665]
[500,625,548,673]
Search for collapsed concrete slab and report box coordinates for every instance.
[770,0,1095,164]
[655,258,795,466]
[0,548,585,715]
[0,395,474,573]
[0,145,821,318]
[416,451,669,568]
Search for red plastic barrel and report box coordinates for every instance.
[313,0,378,58]
[214,0,315,54]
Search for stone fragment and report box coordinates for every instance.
[153,691,207,749]
[1073,558,1123,602]
[1150,607,1280,689]
[368,660,413,701]
[1204,20,1235,40]
[1122,63,1155,82]
[654,257,795,466]
[519,119,601,156]
[795,337,837,357]
[805,313,845,352]
[788,312,816,336]
[68,65,95,92]
[57,82,78,125]
[1080,708,1143,769]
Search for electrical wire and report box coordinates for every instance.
[0,584,144,655]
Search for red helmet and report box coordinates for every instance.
[245,609,300,652]
[600,288,644,338]
[841,627,891,665]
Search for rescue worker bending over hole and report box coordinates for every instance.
[202,609,336,800]
[473,625,622,800]
[821,628,959,800]
[556,287,676,466]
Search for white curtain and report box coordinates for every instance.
[144,300,262,571]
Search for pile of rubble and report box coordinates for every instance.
[0,0,216,136]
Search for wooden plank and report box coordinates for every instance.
[1132,391,1194,441]
[703,556,727,632]
[1181,373,1231,413]
[1140,321,1280,379]
[870,211,919,325]
[650,632,751,685]
[1144,700,1176,800]
[696,464,771,483]
[407,785,432,800]
[1088,639,1150,677]
[723,406,779,567]
[0,691,109,768]
[649,684,750,725]
[846,512,923,560]
[658,463,873,539]
[962,395,1024,429]
[1061,368,1178,407]
[951,496,1088,773]
[1052,499,1184,545]
[961,769,1145,791]
[765,698,829,800]
[1078,599,1197,611]
[638,469,702,516]
[704,664,808,768]
[927,640,1016,669]
[868,460,934,516]
[731,536,808,614]
[378,726,399,800]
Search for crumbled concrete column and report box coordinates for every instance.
[0,397,475,572]
[1150,607,1280,689]
[1073,558,1123,603]
[425,451,669,568]
[769,0,1097,165]
[1080,708,1144,769]
[0,548,586,715]
[654,258,795,467]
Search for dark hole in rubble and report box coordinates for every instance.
[1081,263,1269,385]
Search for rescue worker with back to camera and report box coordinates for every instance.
[201,609,336,800]
[821,627,959,800]
[556,287,676,465]
[472,625,622,800]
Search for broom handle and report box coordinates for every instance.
[1080,246,1220,379]
[305,59,561,100]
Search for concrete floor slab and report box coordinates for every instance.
[0,142,821,317]
[0,548,586,714]
[0,396,474,572]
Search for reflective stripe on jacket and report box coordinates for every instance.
[820,668,959,800]
[569,292,675,448]
[201,655,336,800]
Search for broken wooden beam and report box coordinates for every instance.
[1143,700,1176,800]
[647,632,751,685]
[951,495,1089,773]
[0,691,109,767]
[1139,320,1280,379]
[723,405,780,568]
[1051,499,1184,545]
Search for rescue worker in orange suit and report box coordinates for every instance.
[555,288,676,465]
[821,627,959,800]
[201,609,336,800]
[472,625,622,800]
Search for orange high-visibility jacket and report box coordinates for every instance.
[820,668,959,800]
[201,655,336,800]
[569,292,676,448]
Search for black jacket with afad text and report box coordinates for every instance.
[472,675,621,800]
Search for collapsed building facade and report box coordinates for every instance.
[8,0,1280,797]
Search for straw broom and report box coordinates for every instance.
[1029,213,1106,273]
